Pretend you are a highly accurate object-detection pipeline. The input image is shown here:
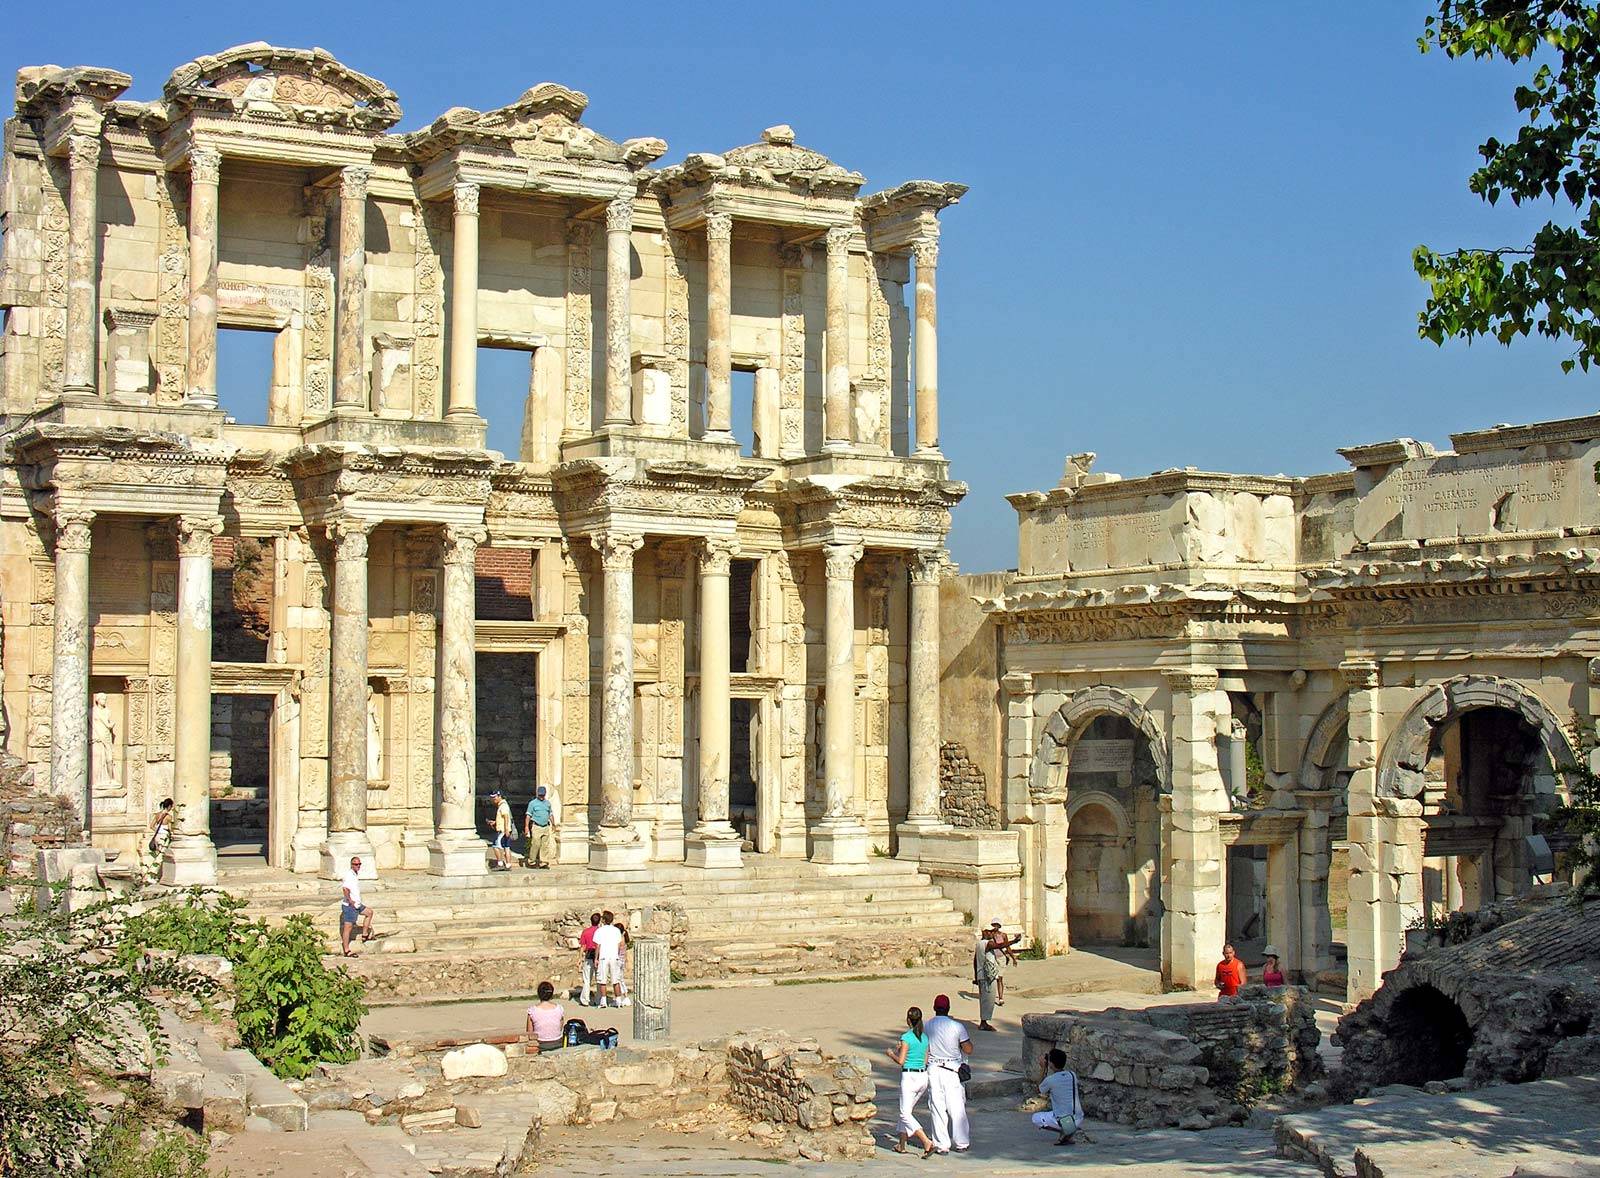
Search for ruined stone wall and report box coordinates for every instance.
[938,570,1008,801]
[725,1033,875,1134]
[939,741,998,828]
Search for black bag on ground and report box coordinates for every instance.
[563,1017,587,1047]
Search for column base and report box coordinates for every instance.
[588,827,650,872]
[159,833,218,887]
[427,831,490,877]
[894,817,952,862]
[685,824,743,869]
[809,817,870,865]
[61,383,97,401]
[320,830,377,880]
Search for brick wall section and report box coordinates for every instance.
[940,741,999,829]
[475,547,533,620]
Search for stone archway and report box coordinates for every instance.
[1029,686,1170,802]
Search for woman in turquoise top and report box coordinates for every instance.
[886,1006,936,1156]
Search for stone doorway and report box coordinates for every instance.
[475,651,538,829]
[1063,714,1162,947]
[209,666,301,869]
[1066,801,1129,943]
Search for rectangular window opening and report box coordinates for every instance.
[730,558,756,674]
[731,368,756,457]
[216,326,277,426]
[477,345,536,460]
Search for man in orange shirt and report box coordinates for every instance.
[1214,942,1246,999]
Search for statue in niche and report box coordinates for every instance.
[91,692,120,793]
[367,687,384,783]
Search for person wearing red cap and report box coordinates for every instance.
[924,993,972,1153]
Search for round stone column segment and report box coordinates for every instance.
[63,134,102,398]
[687,536,741,868]
[590,529,648,870]
[162,514,223,886]
[430,524,490,876]
[704,209,734,440]
[323,518,376,878]
[49,509,94,826]
[898,548,951,856]
[912,234,940,453]
[447,181,480,419]
[603,196,634,426]
[823,226,853,447]
[812,541,869,864]
[185,148,221,407]
[334,165,371,411]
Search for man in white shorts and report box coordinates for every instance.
[591,909,626,1008]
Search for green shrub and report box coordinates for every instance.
[83,1104,209,1178]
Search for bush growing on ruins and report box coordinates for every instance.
[1415,1,1600,371]
[1552,764,1600,899]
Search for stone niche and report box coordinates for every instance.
[1021,986,1323,1129]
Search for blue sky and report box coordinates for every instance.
[9,1,1594,572]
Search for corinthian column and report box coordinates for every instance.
[590,529,647,870]
[897,548,950,859]
[430,524,490,875]
[162,514,223,885]
[447,180,480,419]
[185,148,221,408]
[704,209,734,442]
[687,536,741,868]
[333,165,371,411]
[62,134,103,398]
[322,518,376,878]
[603,196,634,426]
[812,541,868,864]
[823,226,853,449]
[50,508,94,826]
[912,233,941,454]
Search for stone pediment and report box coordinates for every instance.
[408,83,666,168]
[14,65,130,116]
[661,125,864,199]
[162,44,401,131]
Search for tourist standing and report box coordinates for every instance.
[489,790,515,871]
[886,1006,936,1157]
[147,797,174,865]
[1260,945,1286,987]
[973,929,1000,1031]
[592,909,626,1008]
[924,993,972,1154]
[338,856,375,956]
[988,920,1020,1005]
[613,921,632,1006]
[526,980,565,1053]
[523,786,555,869]
[578,912,600,1006]
[1032,1048,1084,1146]
[1214,942,1246,999]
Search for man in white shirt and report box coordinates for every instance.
[490,790,514,871]
[339,856,374,956]
[923,993,972,1154]
[591,910,626,1008]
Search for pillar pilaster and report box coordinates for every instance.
[591,529,647,870]
[1340,658,1394,1001]
[812,541,868,864]
[687,536,741,868]
[161,514,222,885]
[322,518,376,878]
[704,209,734,442]
[912,232,940,454]
[1162,667,1228,989]
[62,134,103,398]
[184,148,221,407]
[49,509,94,826]
[333,165,371,412]
[823,226,852,448]
[603,196,634,426]
[430,524,490,876]
[447,180,481,419]
[898,548,950,858]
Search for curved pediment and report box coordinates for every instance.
[409,82,665,168]
[163,43,401,131]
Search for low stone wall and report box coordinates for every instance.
[1021,986,1323,1129]
[726,1033,875,1136]
[939,741,999,829]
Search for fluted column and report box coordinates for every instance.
[823,225,853,448]
[812,541,868,864]
[50,508,94,826]
[603,196,634,426]
[322,518,376,878]
[591,529,647,870]
[704,209,734,441]
[897,548,950,858]
[1162,667,1228,989]
[334,165,371,411]
[430,524,490,875]
[687,536,741,868]
[62,134,103,398]
[912,233,940,453]
[162,515,223,885]
[447,180,481,419]
[185,148,221,407]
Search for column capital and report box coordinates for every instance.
[912,232,940,270]
[442,524,487,567]
[824,225,853,255]
[175,515,223,557]
[705,210,733,244]
[340,165,372,201]
[1339,658,1380,690]
[66,133,102,172]
[53,508,95,553]
[605,195,634,233]
[453,179,480,216]
[189,147,221,185]
[823,540,863,582]
[1163,666,1219,695]
[328,517,374,560]
[591,529,643,571]
[699,535,740,577]
[908,548,948,584]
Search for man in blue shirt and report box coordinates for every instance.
[523,786,555,869]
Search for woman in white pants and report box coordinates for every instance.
[885,1006,936,1156]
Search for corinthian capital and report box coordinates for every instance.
[189,147,221,185]
[53,508,95,554]
[453,180,480,217]
[823,540,863,582]
[340,165,371,202]
[66,134,102,172]
[912,233,940,270]
[908,548,948,584]
[605,196,634,234]
[825,225,853,256]
[328,517,374,561]
[442,524,487,567]
[705,210,733,244]
[700,536,741,577]
[176,515,224,558]
[592,529,643,571]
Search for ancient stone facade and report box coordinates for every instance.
[0,45,964,883]
[944,419,1598,1000]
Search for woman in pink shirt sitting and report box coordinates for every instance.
[526,980,565,1053]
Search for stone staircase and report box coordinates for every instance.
[222,855,976,997]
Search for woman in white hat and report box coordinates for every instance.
[1260,945,1285,988]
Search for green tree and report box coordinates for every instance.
[1415,1,1600,370]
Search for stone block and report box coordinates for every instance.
[441,1043,507,1081]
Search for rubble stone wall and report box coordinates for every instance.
[725,1033,875,1131]
[939,741,999,829]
